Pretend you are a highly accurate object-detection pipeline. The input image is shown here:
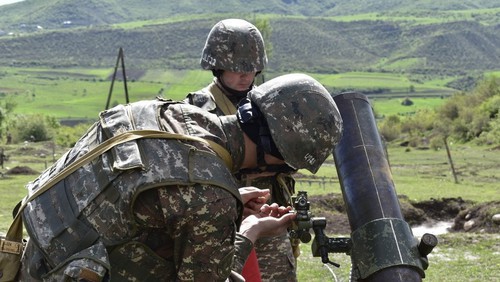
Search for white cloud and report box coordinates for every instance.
[0,0,25,7]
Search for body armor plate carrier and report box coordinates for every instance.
[21,99,240,281]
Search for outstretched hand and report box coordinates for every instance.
[239,203,296,244]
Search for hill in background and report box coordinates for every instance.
[0,0,499,90]
[1,0,499,27]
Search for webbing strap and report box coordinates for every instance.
[7,129,232,240]
[208,83,237,115]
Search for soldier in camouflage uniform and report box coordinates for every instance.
[18,73,342,281]
[184,18,300,281]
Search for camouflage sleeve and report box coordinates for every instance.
[232,233,253,275]
[184,90,218,113]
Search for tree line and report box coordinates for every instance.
[378,76,500,148]
[0,76,498,149]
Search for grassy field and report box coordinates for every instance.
[330,6,500,26]
[294,143,500,281]
[0,139,498,281]
[297,232,500,282]
[0,66,497,281]
[105,7,500,31]
[371,96,446,117]
[295,143,499,203]
[0,66,456,121]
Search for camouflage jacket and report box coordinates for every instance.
[185,80,296,205]
[21,98,249,281]
[184,78,243,116]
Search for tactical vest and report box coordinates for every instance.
[21,99,242,281]
[185,82,237,116]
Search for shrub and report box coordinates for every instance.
[476,115,500,145]
[55,123,93,147]
[378,115,402,142]
[430,136,444,150]
[9,114,57,143]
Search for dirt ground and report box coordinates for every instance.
[308,193,500,235]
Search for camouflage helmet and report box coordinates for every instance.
[200,19,267,73]
[248,73,343,173]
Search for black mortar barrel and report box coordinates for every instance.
[332,92,423,282]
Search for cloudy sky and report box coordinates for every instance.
[0,0,24,7]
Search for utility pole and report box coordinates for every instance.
[105,47,129,110]
[444,136,459,184]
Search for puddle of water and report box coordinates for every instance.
[411,221,453,237]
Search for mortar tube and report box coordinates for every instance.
[332,92,423,282]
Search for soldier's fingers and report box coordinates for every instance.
[239,188,270,204]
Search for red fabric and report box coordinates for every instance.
[241,248,262,282]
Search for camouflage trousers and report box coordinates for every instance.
[133,184,239,281]
[254,233,297,282]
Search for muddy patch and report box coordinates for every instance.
[308,193,499,235]
[5,166,39,175]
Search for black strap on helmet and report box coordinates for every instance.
[236,98,288,167]
[237,164,296,176]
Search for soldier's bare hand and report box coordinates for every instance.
[239,204,296,244]
[260,203,292,218]
[239,187,270,217]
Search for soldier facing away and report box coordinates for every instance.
[184,18,301,281]
[18,73,343,281]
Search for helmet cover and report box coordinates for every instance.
[201,19,267,72]
[248,73,343,173]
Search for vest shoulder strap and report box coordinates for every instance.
[207,83,237,115]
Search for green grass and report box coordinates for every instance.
[0,175,31,232]
[330,7,500,26]
[0,67,497,281]
[0,67,459,120]
[0,67,209,118]
[161,70,213,100]
[0,142,54,232]
[111,13,230,29]
[0,139,498,281]
[331,13,448,25]
[296,241,352,281]
[295,143,500,203]
[371,96,447,117]
[486,70,500,77]
[388,143,500,197]
[314,71,456,98]
[424,76,461,88]
[297,232,500,282]
[294,144,499,282]
[316,71,413,89]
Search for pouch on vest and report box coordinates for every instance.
[0,206,24,282]
[109,241,174,281]
[29,240,109,282]
[17,99,240,280]
[0,237,23,282]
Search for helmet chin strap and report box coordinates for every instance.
[213,71,253,102]
[236,98,296,177]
